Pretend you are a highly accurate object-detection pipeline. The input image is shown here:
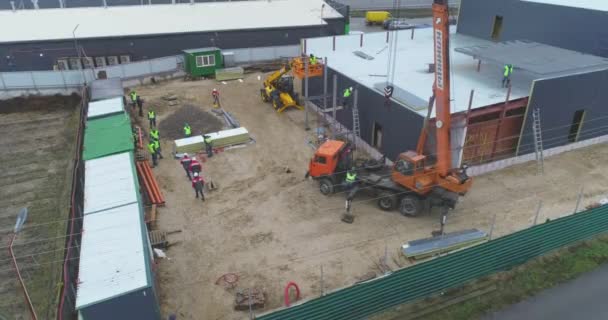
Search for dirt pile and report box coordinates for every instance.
[0,94,80,114]
[158,104,224,140]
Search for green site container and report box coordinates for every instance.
[183,47,223,78]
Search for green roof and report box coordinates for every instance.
[83,112,133,160]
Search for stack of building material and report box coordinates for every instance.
[136,160,165,206]
[174,135,205,154]
[205,127,250,148]
[215,67,244,81]
[402,229,488,260]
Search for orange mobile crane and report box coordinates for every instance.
[307,0,472,218]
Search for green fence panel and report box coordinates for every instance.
[257,206,608,320]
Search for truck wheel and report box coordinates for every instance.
[319,178,334,195]
[377,192,397,211]
[399,195,422,217]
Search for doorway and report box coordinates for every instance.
[372,122,383,149]
[568,109,586,143]
[491,15,503,41]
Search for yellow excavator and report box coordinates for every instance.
[260,57,324,113]
[260,63,302,113]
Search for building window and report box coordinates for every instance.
[315,155,327,164]
[196,55,216,68]
[568,109,586,143]
[491,15,503,41]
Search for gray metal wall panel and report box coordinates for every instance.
[0,20,345,71]
[518,69,608,155]
[79,287,160,320]
[307,67,424,160]
[457,0,608,57]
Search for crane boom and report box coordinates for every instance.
[432,0,451,177]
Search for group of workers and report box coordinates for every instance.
[179,153,206,201]
[130,90,144,117]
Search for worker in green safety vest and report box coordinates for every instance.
[204,134,213,158]
[150,128,159,141]
[343,86,353,108]
[502,64,514,88]
[148,110,156,128]
[130,90,138,108]
[147,141,158,167]
[309,54,318,65]
[184,123,192,137]
[153,138,163,159]
[345,167,357,189]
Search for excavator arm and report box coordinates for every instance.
[264,64,291,88]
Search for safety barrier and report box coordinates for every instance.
[257,205,608,320]
[56,87,88,320]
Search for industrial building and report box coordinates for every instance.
[458,0,608,58]
[0,0,347,71]
[305,0,608,166]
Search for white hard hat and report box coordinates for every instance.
[183,153,189,157]
[213,88,217,91]
[349,86,353,90]
[193,172,199,177]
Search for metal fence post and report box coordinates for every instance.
[320,265,325,296]
[488,213,497,240]
[304,58,310,131]
[332,74,337,138]
[533,200,543,225]
[574,185,584,214]
[30,71,38,92]
[0,72,6,90]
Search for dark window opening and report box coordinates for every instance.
[315,156,327,164]
[491,15,503,41]
[506,107,526,117]
[372,122,383,149]
[568,109,586,143]
[468,111,501,124]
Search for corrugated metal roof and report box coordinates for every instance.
[455,40,608,77]
[84,152,138,215]
[0,0,342,44]
[521,0,608,12]
[87,97,125,119]
[90,78,123,102]
[83,112,133,160]
[76,202,149,309]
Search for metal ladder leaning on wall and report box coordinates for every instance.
[352,89,361,143]
[532,108,545,175]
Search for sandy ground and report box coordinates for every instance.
[131,74,608,320]
[0,95,80,319]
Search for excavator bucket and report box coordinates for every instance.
[291,57,323,79]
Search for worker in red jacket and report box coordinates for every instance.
[212,88,220,107]
[180,153,192,180]
[192,172,205,201]
[189,157,202,176]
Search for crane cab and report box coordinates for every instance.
[391,151,435,195]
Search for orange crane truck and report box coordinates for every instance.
[306,0,472,218]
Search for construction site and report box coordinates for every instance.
[2,0,608,320]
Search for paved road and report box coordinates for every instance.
[483,264,608,320]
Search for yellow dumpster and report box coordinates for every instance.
[365,11,391,25]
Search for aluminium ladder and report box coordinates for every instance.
[532,108,544,175]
